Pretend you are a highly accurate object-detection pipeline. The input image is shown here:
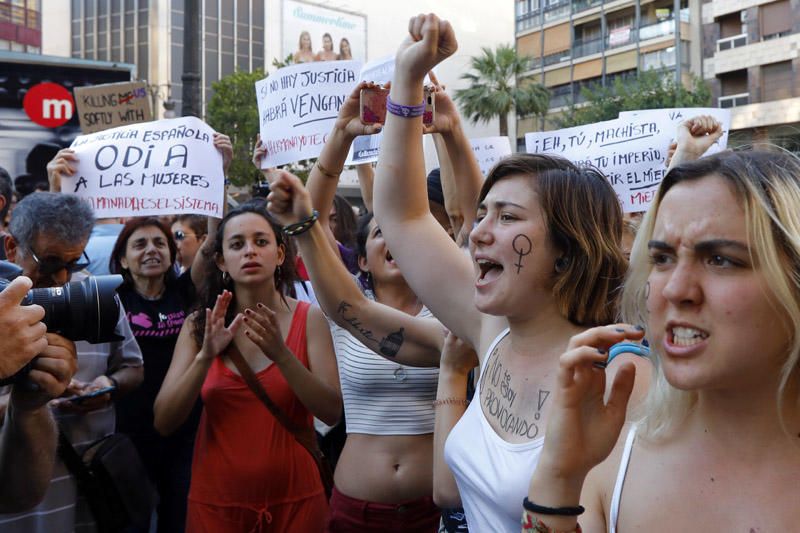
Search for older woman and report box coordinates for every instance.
[524,148,800,532]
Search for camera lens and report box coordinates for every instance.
[24,275,124,343]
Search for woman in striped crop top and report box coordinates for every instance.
[265,114,454,531]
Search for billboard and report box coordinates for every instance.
[282,0,367,64]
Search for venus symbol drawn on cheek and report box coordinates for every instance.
[512,234,532,274]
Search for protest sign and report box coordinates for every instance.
[74,81,153,134]
[469,136,512,176]
[526,116,672,213]
[347,55,395,165]
[256,60,360,167]
[65,116,224,218]
[618,107,731,157]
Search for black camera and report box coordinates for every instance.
[0,261,124,386]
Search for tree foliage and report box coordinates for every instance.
[206,69,265,187]
[455,45,549,137]
[556,69,712,128]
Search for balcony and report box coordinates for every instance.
[573,0,602,15]
[543,1,570,23]
[719,93,749,108]
[717,33,747,52]
[573,36,604,58]
[516,10,542,33]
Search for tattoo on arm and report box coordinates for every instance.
[512,234,532,274]
[337,301,405,358]
[378,328,404,358]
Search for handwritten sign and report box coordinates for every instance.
[347,56,394,165]
[469,136,512,176]
[256,60,360,167]
[618,107,731,157]
[65,117,224,218]
[526,116,670,213]
[74,81,153,134]
[525,108,731,213]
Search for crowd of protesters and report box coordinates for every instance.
[0,11,798,533]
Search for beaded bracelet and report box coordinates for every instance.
[521,511,582,533]
[432,397,470,407]
[387,96,426,118]
[282,210,319,236]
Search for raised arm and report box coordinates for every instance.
[355,163,374,213]
[154,292,243,435]
[426,84,483,247]
[267,170,444,367]
[373,14,482,349]
[191,133,231,290]
[667,115,724,171]
[306,82,383,255]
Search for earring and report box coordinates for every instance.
[276,265,282,279]
[555,257,569,273]
[222,271,230,284]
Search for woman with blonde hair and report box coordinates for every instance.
[524,148,800,532]
[294,31,315,63]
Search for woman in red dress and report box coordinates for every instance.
[154,201,341,532]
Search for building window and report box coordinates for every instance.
[761,61,794,101]
[760,0,791,40]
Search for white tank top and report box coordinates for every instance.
[444,328,546,533]
[609,424,638,533]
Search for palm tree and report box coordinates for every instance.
[455,45,549,137]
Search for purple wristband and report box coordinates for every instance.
[386,96,425,118]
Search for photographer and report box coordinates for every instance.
[0,193,143,532]
[0,275,77,512]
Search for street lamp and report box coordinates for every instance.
[146,82,176,119]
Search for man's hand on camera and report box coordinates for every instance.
[0,276,48,380]
[11,333,77,412]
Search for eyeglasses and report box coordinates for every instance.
[173,230,196,242]
[29,249,90,277]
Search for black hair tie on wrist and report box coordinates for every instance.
[523,497,585,516]
[282,210,319,236]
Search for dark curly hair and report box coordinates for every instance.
[191,199,299,347]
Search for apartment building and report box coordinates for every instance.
[702,0,800,150]
[69,1,266,117]
[515,0,700,147]
[0,0,41,53]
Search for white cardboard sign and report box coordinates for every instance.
[66,116,224,218]
[618,107,731,157]
[256,60,361,167]
[525,109,730,213]
[469,136,512,176]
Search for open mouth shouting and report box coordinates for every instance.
[476,257,503,286]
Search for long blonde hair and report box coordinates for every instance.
[622,148,800,440]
